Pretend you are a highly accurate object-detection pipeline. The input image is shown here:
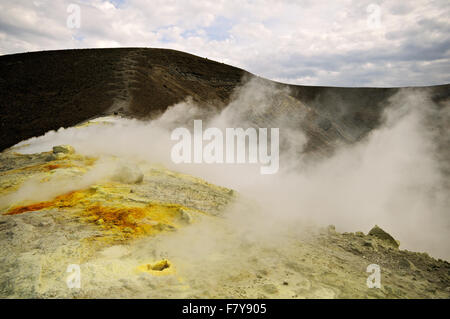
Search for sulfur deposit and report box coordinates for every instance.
[0,145,234,297]
[0,129,448,298]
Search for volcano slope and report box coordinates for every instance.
[0,48,449,298]
[1,48,449,153]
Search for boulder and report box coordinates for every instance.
[52,145,75,154]
[368,225,399,248]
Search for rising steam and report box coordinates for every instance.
[7,78,450,260]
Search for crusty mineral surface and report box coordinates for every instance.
[0,145,448,298]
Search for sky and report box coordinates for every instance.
[0,0,449,87]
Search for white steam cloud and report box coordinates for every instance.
[8,78,450,259]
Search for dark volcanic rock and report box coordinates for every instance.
[0,48,246,151]
[1,48,449,153]
[368,225,399,248]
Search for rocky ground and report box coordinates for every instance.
[1,48,449,299]
[0,143,448,299]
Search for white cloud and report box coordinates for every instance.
[0,0,449,86]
